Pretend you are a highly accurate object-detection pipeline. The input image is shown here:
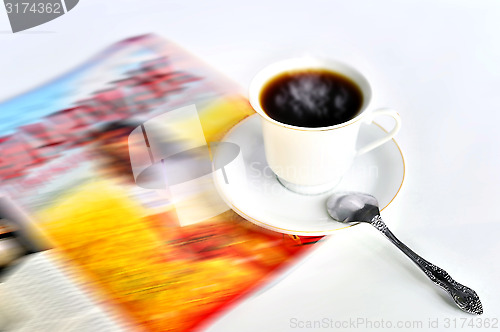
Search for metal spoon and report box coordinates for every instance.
[326,191,483,315]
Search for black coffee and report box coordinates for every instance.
[260,69,363,127]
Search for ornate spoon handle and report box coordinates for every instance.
[369,215,483,315]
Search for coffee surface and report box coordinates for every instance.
[260,69,363,127]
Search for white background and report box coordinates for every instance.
[1,1,500,331]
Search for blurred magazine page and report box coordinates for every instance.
[0,251,128,331]
[0,195,47,278]
[0,35,323,331]
[0,34,242,212]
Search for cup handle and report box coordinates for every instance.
[356,108,401,156]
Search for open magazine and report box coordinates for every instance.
[0,35,324,331]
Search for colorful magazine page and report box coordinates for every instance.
[0,35,324,331]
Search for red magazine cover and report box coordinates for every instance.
[0,35,324,331]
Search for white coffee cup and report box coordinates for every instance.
[249,57,401,195]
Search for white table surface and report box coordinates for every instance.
[1,1,500,331]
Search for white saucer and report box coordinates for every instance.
[213,114,405,236]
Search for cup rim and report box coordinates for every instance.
[248,57,372,131]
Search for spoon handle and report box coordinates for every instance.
[370,215,483,315]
